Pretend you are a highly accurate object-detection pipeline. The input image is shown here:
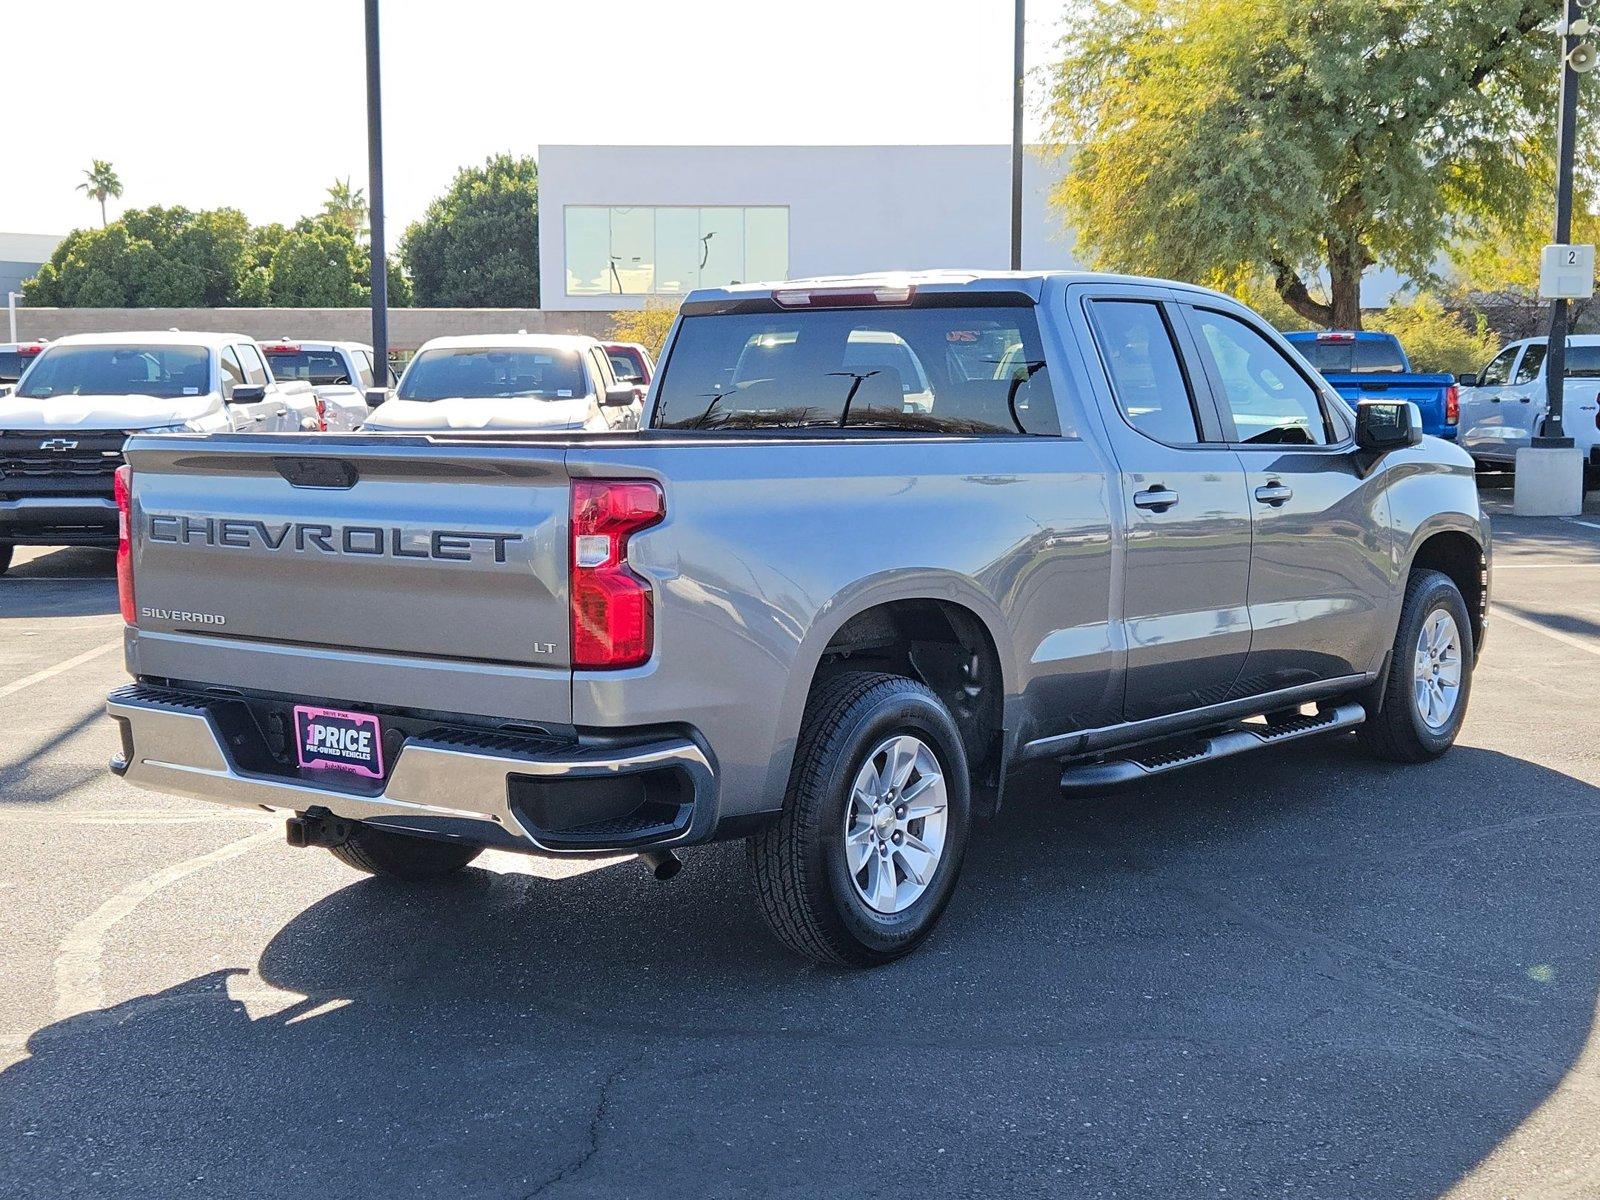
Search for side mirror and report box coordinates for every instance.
[228,383,267,404]
[364,388,390,407]
[1456,372,1478,387]
[603,384,639,408]
[1355,399,1423,453]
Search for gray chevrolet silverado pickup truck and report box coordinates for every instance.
[105,271,1490,965]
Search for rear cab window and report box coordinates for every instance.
[1292,336,1405,374]
[266,348,356,385]
[652,303,1062,435]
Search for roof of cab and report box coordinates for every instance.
[412,333,603,353]
[682,268,1235,307]
[41,330,252,349]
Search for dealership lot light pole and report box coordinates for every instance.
[1538,0,1587,447]
[1515,0,1593,516]
[365,0,389,378]
[1010,0,1025,271]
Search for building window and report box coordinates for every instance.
[564,206,789,296]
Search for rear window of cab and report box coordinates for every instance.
[652,305,1060,435]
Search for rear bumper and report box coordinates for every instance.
[106,684,716,855]
[0,496,119,545]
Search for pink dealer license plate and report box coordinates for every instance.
[293,705,385,779]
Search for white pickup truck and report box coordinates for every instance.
[260,338,395,431]
[1458,335,1600,487]
[0,330,320,571]
[360,333,642,434]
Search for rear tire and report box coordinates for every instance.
[0,543,12,576]
[329,824,482,881]
[747,671,971,967]
[1358,569,1474,763]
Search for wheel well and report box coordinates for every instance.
[814,600,1006,810]
[1410,531,1486,648]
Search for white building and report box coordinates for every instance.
[537,145,1083,311]
[0,232,64,300]
[535,144,1415,314]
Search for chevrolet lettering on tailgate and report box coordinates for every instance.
[146,515,524,562]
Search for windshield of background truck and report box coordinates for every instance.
[652,305,1060,434]
[15,344,211,399]
[1293,338,1406,374]
[397,348,587,401]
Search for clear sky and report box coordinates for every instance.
[3,0,1072,238]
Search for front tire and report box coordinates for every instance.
[1358,569,1474,762]
[329,824,482,881]
[748,672,972,967]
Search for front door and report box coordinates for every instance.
[1178,303,1394,696]
[1076,289,1253,722]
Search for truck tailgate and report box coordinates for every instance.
[123,435,572,709]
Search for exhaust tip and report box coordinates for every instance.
[639,849,681,881]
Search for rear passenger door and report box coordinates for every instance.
[1076,286,1254,721]
[1177,302,1392,696]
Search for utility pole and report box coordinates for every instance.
[1010,0,1025,271]
[364,0,389,381]
[1537,0,1585,448]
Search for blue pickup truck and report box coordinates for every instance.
[1284,330,1458,440]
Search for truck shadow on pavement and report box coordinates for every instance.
[4,742,1600,1199]
[0,548,118,618]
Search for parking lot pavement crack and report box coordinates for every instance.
[521,1050,646,1199]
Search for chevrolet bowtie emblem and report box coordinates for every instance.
[39,439,78,452]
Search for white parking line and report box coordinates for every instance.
[0,638,122,700]
[53,831,278,1021]
[1563,518,1600,533]
[1491,606,1600,659]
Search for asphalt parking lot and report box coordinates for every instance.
[2,481,1599,1200]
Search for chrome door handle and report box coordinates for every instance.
[1133,486,1179,512]
[1255,482,1293,506]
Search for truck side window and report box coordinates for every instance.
[219,348,245,399]
[1188,309,1330,446]
[351,350,376,390]
[235,343,270,385]
[1089,300,1201,445]
[1479,345,1518,387]
[1512,344,1545,385]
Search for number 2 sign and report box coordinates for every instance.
[1540,243,1596,299]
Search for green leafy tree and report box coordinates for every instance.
[401,154,538,306]
[268,218,368,306]
[321,177,369,243]
[608,298,680,357]
[76,159,123,227]
[23,206,253,307]
[1367,296,1500,376]
[1045,0,1571,330]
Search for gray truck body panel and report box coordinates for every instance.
[110,271,1489,849]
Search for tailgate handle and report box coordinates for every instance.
[273,457,359,489]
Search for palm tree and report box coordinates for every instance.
[322,176,369,243]
[77,160,123,227]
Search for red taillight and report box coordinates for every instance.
[19,343,43,356]
[314,396,328,430]
[570,479,664,669]
[1445,384,1460,425]
[114,464,136,625]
